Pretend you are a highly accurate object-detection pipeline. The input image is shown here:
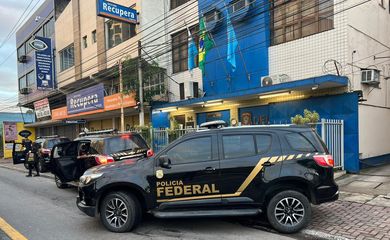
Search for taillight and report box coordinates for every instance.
[313,155,334,168]
[42,148,51,155]
[95,155,115,165]
[147,149,154,158]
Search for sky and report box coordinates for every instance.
[0,0,43,112]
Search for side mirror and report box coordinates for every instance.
[159,155,171,169]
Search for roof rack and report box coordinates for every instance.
[79,129,118,137]
[37,135,60,139]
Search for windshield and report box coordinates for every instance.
[104,135,148,155]
[45,138,70,149]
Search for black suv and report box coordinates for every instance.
[77,125,338,234]
[34,136,70,172]
[51,130,152,189]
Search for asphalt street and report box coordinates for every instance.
[0,167,295,240]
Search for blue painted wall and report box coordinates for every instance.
[239,93,360,173]
[198,0,270,97]
[152,112,170,129]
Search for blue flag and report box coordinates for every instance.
[226,10,238,72]
[188,28,198,72]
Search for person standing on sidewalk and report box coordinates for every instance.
[25,140,39,177]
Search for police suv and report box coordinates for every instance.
[77,123,338,234]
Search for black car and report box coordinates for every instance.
[34,136,70,172]
[77,125,338,234]
[51,130,153,189]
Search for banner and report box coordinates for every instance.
[97,0,137,24]
[34,98,51,120]
[33,36,54,90]
[67,83,105,115]
[3,122,17,142]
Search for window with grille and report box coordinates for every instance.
[171,26,199,73]
[271,0,334,45]
[59,44,74,72]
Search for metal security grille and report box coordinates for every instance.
[319,119,344,170]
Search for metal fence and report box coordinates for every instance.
[140,118,344,169]
[319,119,344,170]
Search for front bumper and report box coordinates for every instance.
[76,196,96,217]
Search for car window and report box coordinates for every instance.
[167,137,212,165]
[44,138,70,149]
[285,133,316,152]
[255,135,272,154]
[104,135,148,155]
[223,135,256,159]
[53,142,78,158]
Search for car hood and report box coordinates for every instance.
[85,158,144,175]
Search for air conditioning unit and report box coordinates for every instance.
[261,74,290,87]
[20,88,31,95]
[361,69,380,85]
[18,55,27,63]
[187,81,199,99]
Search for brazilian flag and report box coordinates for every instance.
[198,17,213,75]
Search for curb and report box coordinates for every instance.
[301,229,350,240]
[0,164,54,180]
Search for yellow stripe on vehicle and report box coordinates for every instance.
[0,217,28,240]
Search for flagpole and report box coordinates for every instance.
[224,4,251,82]
[200,11,230,85]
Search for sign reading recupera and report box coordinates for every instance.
[66,83,105,115]
[97,0,137,24]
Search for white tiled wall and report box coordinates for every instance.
[269,0,348,81]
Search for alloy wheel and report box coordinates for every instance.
[274,197,305,226]
[105,198,129,229]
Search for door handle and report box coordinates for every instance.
[204,167,216,173]
[263,161,275,167]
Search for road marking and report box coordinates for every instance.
[0,217,27,240]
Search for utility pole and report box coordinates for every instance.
[138,40,145,126]
[119,59,125,132]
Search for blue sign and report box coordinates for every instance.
[34,36,54,90]
[97,0,137,24]
[67,83,105,115]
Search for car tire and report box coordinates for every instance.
[54,175,67,189]
[99,191,142,233]
[267,190,311,234]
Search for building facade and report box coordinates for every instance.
[152,0,390,173]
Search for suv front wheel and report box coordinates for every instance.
[267,190,311,233]
[99,191,141,233]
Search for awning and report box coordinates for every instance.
[153,74,348,110]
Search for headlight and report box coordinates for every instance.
[80,173,103,185]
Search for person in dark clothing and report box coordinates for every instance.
[24,139,40,177]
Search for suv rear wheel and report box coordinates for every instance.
[99,191,141,233]
[267,190,311,233]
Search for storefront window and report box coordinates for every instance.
[105,19,136,49]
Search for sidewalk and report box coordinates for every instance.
[0,158,53,179]
[305,164,390,240]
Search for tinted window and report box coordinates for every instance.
[44,138,70,149]
[53,142,78,158]
[167,137,212,165]
[255,135,272,153]
[223,135,256,159]
[104,135,148,155]
[285,133,316,152]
